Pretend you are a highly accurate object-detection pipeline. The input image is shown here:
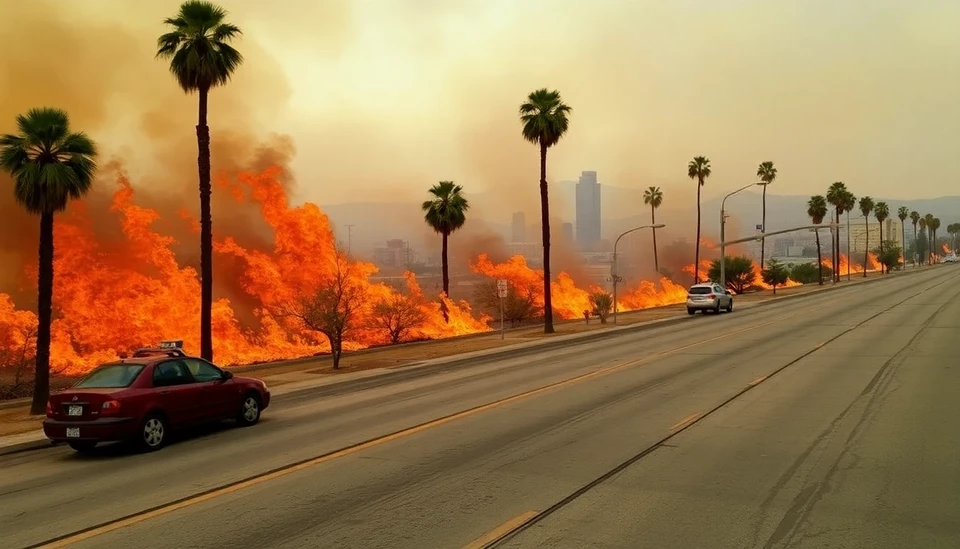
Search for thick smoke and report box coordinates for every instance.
[0,0,294,314]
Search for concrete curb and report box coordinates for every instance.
[0,432,56,457]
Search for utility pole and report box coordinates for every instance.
[345,224,355,254]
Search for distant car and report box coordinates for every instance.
[686,282,733,315]
[43,341,270,453]
[940,254,958,264]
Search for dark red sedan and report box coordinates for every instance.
[43,342,271,452]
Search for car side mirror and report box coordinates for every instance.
[222,370,233,380]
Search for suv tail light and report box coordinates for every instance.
[101,400,121,415]
[45,400,54,418]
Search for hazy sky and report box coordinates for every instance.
[2,0,958,208]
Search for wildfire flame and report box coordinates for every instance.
[0,166,489,375]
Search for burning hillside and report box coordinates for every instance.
[0,166,490,375]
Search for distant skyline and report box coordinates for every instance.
[1,0,958,212]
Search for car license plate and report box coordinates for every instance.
[66,427,80,438]
[68,405,83,416]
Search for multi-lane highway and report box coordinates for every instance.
[2,266,959,548]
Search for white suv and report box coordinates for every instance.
[686,282,733,315]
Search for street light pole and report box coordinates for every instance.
[345,224,355,255]
[612,223,666,324]
[720,182,766,288]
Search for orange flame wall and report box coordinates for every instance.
[0,167,489,374]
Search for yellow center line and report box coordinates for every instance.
[670,412,703,431]
[462,511,539,549]
[40,300,846,548]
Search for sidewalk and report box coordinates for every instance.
[0,265,933,456]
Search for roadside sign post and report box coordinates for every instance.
[497,279,508,339]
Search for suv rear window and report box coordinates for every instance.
[689,287,712,295]
[74,364,145,388]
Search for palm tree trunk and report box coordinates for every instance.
[901,222,906,269]
[913,223,917,267]
[441,231,449,296]
[440,230,450,323]
[815,229,823,285]
[879,223,884,274]
[760,184,767,270]
[31,211,54,415]
[835,209,840,282]
[863,216,869,278]
[539,142,554,334]
[651,205,659,273]
[197,85,214,361]
[694,181,701,284]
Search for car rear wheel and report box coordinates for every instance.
[68,441,97,453]
[237,393,261,427]
[687,308,695,315]
[138,414,167,452]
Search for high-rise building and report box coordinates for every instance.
[562,222,574,242]
[576,171,601,249]
[511,212,526,243]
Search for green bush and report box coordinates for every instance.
[708,256,755,294]
[761,259,790,294]
[789,262,820,284]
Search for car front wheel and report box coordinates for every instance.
[237,393,261,427]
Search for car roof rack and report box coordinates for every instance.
[132,340,186,358]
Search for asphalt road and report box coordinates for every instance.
[2,266,959,549]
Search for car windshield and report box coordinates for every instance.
[689,287,713,295]
[74,364,145,389]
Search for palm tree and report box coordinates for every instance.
[924,214,935,263]
[687,157,712,284]
[422,181,469,305]
[642,186,663,273]
[897,207,908,268]
[919,216,928,265]
[874,202,889,273]
[0,108,98,415]
[756,161,777,269]
[910,210,921,266]
[858,196,874,277]
[519,88,572,334]
[932,217,942,259]
[157,0,243,361]
[841,190,857,279]
[826,182,850,282]
[807,195,828,285]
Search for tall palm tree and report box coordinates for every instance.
[841,190,857,279]
[874,202,889,273]
[687,157,711,284]
[826,182,849,282]
[918,217,928,265]
[858,196,874,277]
[422,181,469,304]
[157,0,243,361]
[0,108,97,415]
[756,161,777,269]
[519,88,572,334]
[932,217,941,259]
[924,214,935,264]
[807,195,828,285]
[910,210,921,266]
[897,206,909,268]
[642,186,663,273]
